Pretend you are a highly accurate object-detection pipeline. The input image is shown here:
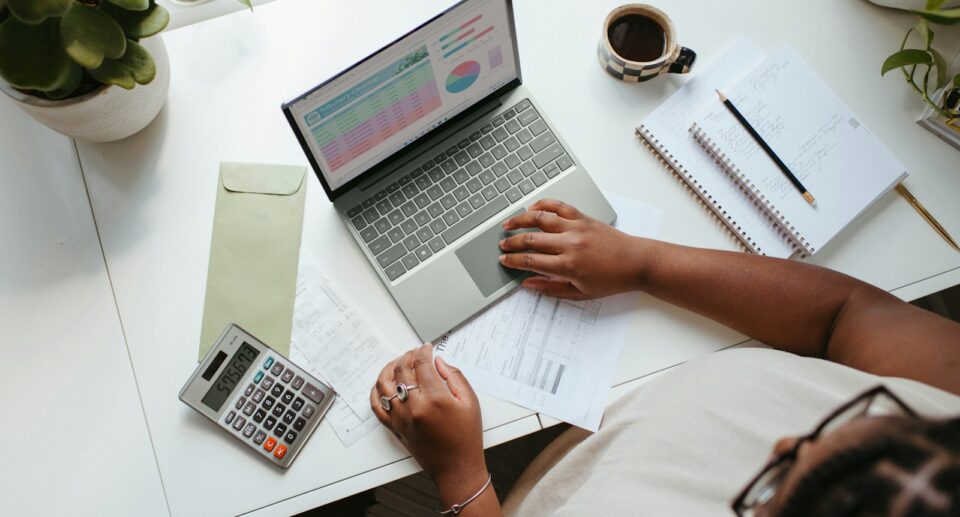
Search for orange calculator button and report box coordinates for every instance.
[274,445,287,459]
[263,437,277,452]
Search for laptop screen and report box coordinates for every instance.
[286,0,519,194]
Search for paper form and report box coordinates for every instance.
[435,193,663,431]
[288,257,393,446]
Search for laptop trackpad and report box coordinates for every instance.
[456,210,536,297]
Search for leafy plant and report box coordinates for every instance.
[0,0,173,99]
[881,0,960,121]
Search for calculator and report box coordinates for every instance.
[179,324,335,468]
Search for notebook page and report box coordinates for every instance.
[696,46,908,254]
[639,38,795,258]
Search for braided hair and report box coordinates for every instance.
[776,417,960,517]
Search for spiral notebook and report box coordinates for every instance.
[636,40,907,258]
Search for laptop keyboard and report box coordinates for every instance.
[345,98,574,281]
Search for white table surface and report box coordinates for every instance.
[5,0,959,514]
[0,99,168,515]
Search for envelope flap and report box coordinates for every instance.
[221,162,306,195]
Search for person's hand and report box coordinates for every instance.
[370,344,488,496]
[499,199,644,299]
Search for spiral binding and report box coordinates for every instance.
[689,124,813,257]
[634,125,765,256]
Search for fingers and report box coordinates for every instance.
[499,252,567,276]
[502,210,572,233]
[369,385,392,426]
[376,358,397,399]
[413,343,442,393]
[499,231,566,254]
[435,356,476,402]
[522,276,589,300]
[393,349,417,386]
[528,199,584,220]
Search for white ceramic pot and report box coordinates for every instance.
[0,35,170,142]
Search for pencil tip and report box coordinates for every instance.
[803,191,816,205]
[715,89,727,101]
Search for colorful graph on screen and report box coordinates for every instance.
[446,61,481,94]
[306,46,442,172]
[439,13,495,60]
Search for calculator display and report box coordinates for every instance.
[201,343,260,411]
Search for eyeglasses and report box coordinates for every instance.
[730,385,917,516]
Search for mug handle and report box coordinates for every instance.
[667,47,697,74]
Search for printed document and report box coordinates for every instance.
[435,193,663,431]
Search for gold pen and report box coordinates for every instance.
[895,183,960,252]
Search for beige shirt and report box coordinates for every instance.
[503,348,960,516]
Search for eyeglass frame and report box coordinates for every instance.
[730,385,918,516]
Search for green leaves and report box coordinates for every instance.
[5,0,72,24]
[103,0,169,39]
[0,17,73,91]
[89,39,155,89]
[912,7,960,25]
[881,49,932,76]
[60,4,127,69]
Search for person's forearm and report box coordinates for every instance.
[631,238,884,358]
[434,463,502,517]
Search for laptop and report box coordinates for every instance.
[282,0,615,341]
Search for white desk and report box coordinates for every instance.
[13,0,960,514]
[0,97,167,514]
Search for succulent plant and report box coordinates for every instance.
[0,0,171,100]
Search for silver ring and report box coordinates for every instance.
[380,394,399,411]
[397,383,420,402]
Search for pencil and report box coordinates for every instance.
[715,90,815,205]
[895,183,960,252]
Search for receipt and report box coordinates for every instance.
[288,257,393,445]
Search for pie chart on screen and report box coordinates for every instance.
[446,60,481,93]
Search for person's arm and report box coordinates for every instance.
[370,345,502,517]
[499,199,960,395]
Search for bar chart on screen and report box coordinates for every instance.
[438,12,496,62]
[305,46,442,172]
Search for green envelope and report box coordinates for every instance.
[198,162,307,360]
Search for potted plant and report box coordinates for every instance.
[0,0,171,142]
[880,0,960,143]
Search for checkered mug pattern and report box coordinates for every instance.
[598,4,696,83]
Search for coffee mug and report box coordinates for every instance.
[598,4,697,82]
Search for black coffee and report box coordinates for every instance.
[607,14,665,62]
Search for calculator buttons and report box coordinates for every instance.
[273,445,287,459]
[253,431,267,445]
[292,397,304,412]
[302,405,315,419]
[261,376,274,390]
[270,363,284,376]
[263,357,274,370]
[263,416,277,430]
[235,396,246,410]
[302,383,326,404]
[253,409,266,423]
[252,389,265,403]
[263,436,277,452]
[232,416,246,431]
[224,411,236,425]
[274,423,287,437]
[280,370,295,383]
[293,417,306,431]
[243,402,256,416]
[262,396,275,411]
[253,371,264,384]
[284,430,297,444]
[292,376,304,390]
[272,403,286,418]
[243,423,256,438]
[282,410,296,425]
[244,383,255,397]
[270,384,284,398]
[281,391,294,405]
